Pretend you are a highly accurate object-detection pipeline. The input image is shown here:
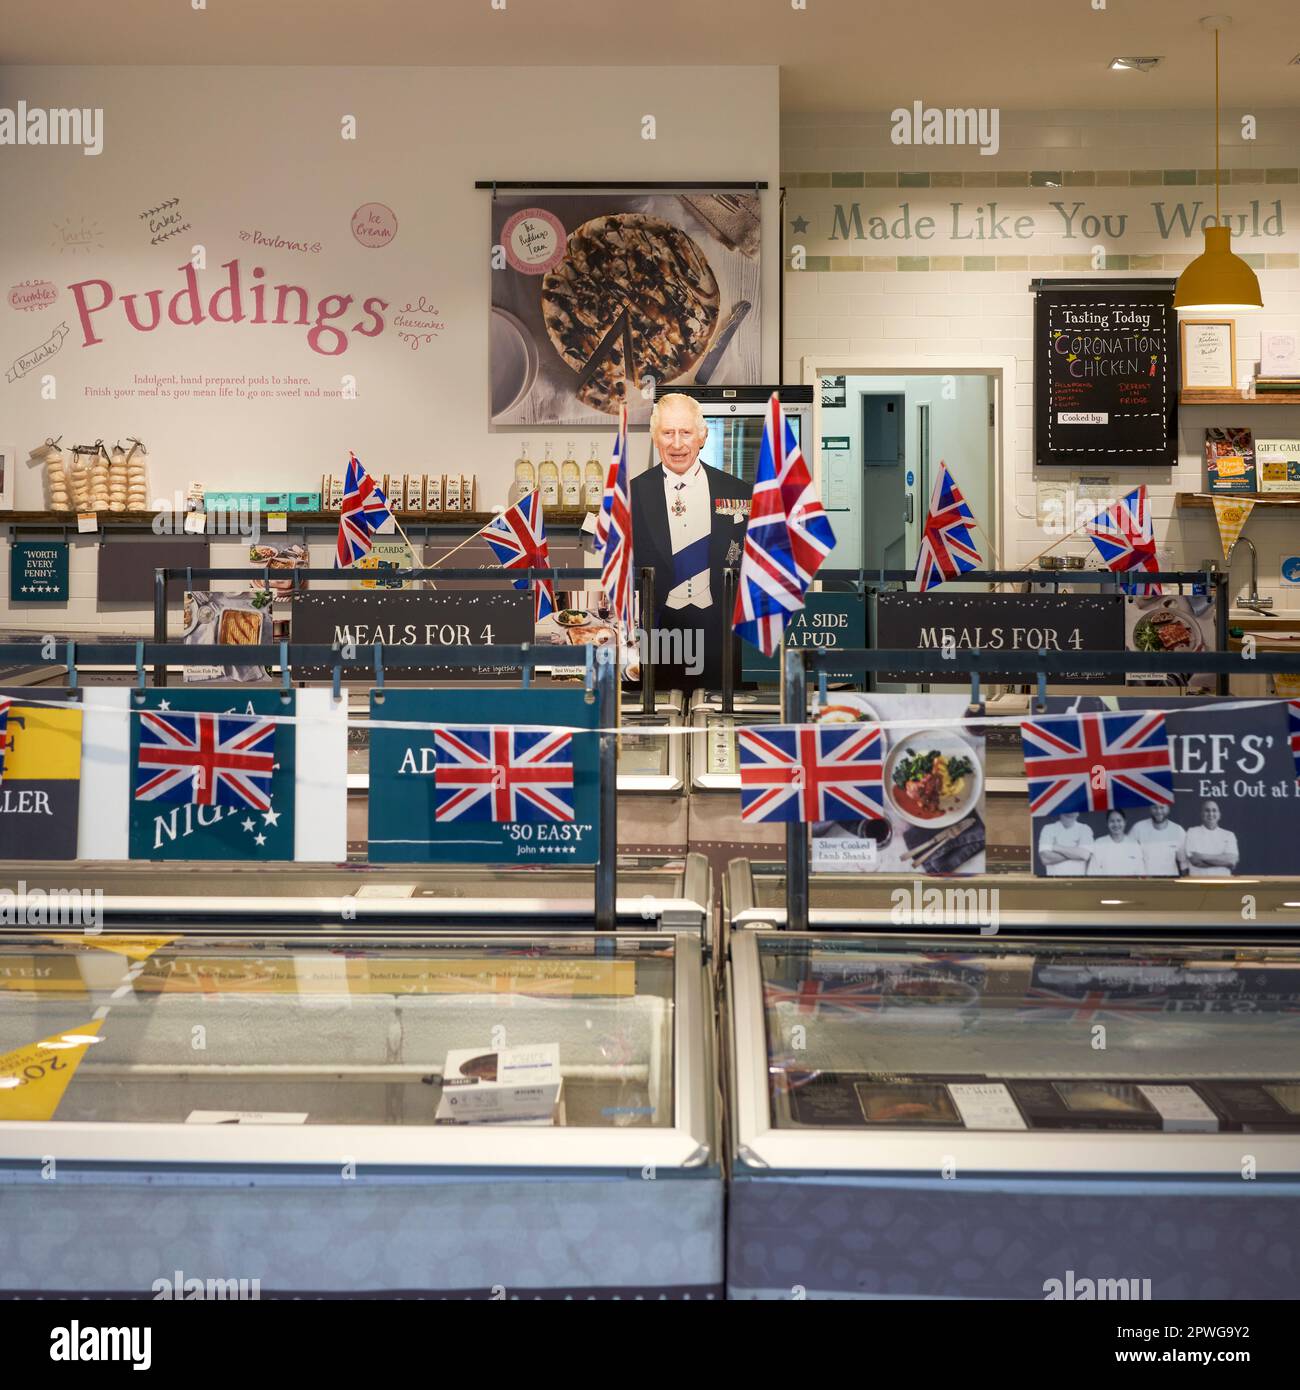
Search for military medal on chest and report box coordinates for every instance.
[671,494,687,518]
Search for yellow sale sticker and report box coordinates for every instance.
[0,1018,103,1121]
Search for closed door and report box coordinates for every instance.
[861,393,907,573]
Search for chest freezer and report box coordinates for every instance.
[725,927,1300,1300]
[5,853,713,943]
[0,928,720,1298]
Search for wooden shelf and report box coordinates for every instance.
[1177,491,1300,508]
[1,507,596,529]
[1180,390,1300,405]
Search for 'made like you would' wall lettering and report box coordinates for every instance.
[66,258,389,356]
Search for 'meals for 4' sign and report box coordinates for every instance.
[875,592,1124,684]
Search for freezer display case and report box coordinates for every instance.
[7,853,712,942]
[0,929,720,1298]
[727,928,1300,1300]
[688,690,781,790]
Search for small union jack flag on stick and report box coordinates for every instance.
[914,461,982,592]
[733,393,835,657]
[737,723,885,823]
[335,453,395,568]
[134,710,277,811]
[434,725,574,823]
[1086,485,1161,595]
[596,403,634,632]
[1289,701,1300,781]
[1019,709,1174,817]
[482,491,556,622]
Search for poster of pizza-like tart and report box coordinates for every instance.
[490,193,761,426]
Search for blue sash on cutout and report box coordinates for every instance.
[671,535,710,587]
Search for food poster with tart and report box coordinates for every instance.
[1124,592,1218,694]
[0,688,83,860]
[128,689,295,861]
[810,693,986,875]
[181,589,273,683]
[1030,695,1300,880]
[490,193,761,426]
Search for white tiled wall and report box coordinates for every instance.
[783,108,1300,609]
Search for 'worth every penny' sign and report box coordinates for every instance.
[1034,280,1178,467]
[9,541,68,602]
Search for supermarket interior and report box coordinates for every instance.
[1,0,1299,1311]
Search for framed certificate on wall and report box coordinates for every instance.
[1180,319,1236,390]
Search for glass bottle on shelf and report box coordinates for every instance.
[538,441,560,507]
[560,441,581,508]
[509,440,535,506]
[583,441,604,507]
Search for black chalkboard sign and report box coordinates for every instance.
[875,591,1125,684]
[289,590,532,680]
[1034,279,1178,467]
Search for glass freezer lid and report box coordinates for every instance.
[757,934,1300,1135]
[0,933,676,1132]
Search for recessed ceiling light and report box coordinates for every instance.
[1110,56,1162,72]
[1283,900,1300,907]
[1099,898,1130,905]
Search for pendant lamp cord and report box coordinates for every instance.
[1215,27,1221,223]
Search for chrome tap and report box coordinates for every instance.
[1234,537,1274,613]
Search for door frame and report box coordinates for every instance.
[801,353,1016,570]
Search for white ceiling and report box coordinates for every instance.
[3,0,1298,112]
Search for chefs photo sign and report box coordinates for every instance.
[1029,696,1299,878]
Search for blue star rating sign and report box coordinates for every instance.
[10,541,69,604]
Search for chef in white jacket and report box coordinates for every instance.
[1128,802,1187,877]
[1183,799,1240,877]
[1087,810,1146,876]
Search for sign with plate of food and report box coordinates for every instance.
[810,693,987,875]
[490,193,761,426]
[1124,593,1218,694]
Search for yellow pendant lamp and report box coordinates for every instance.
[1174,18,1263,313]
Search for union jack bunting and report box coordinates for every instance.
[1290,701,1300,779]
[135,710,277,811]
[732,393,835,657]
[335,453,394,568]
[914,461,982,592]
[482,491,556,622]
[1019,709,1174,817]
[0,698,11,784]
[737,723,884,823]
[1086,485,1161,595]
[434,726,574,823]
[597,403,634,630]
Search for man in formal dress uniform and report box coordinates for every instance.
[630,393,752,691]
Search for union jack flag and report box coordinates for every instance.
[737,723,884,823]
[1086,485,1161,595]
[732,393,835,657]
[434,725,574,823]
[1020,709,1174,817]
[135,710,277,811]
[914,461,982,592]
[482,491,555,622]
[1290,701,1300,779]
[335,453,394,568]
[0,698,11,784]
[596,403,634,630]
